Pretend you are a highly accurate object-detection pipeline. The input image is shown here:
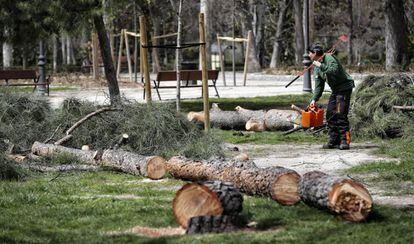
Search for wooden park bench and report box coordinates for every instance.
[143,70,220,100]
[0,70,51,95]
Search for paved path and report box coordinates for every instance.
[47,72,367,108]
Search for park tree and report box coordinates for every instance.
[269,0,292,68]
[49,0,122,104]
[384,0,410,71]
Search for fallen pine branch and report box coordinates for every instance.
[54,107,122,146]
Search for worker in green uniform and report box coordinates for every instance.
[308,43,354,150]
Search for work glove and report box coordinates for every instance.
[313,61,321,67]
[310,100,316,107]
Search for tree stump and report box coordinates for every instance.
[186,215,238,234]
[173,181,243,228]
[299,171,373,222]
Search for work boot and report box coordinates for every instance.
[339,140,350,150]
[339,131,351,150]
[322,137,339,149]
[322,141,339,149]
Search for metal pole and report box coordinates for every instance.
[37,40,47,96]
[232,0,236,86]
[302,0,312,92]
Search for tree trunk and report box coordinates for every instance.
[52,34,58,71]
[241,0,261,72]
[61,33,67,65]
[299,171,373,222]
[309,0,315,43]
[269,0,291,68]
[101,149,166,179]
[175,0,183,111]
[384,0,409,71]
[173,180,243,228]
[31,141,100,164]
[150,2,162,73]
[251,1,266,67]
[293,0,304,65]
[166,156,301,205]
[347,0,354,65]
[2,41,13,68]
[93,14,121,104]
[66,35,71,65]
[31,141,166,180]
[22,51,27,70]
[187,103,299,131]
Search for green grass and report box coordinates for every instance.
[0,171,413,243]
[179,94,329,112]
[347,139,414,185]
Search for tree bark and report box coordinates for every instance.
[166,156,301,205]
[293,0,304,65]
[52,34,58,71]
[31,142,166,180]
[149,1,162,73]
[2,42,13,68]
[173,180,243,228]
[93,14,121,104]
[187,103,299,131]
[61,33,67,65]
[384,0,409,71]
[269,0,291,68]
[347,0,354,65]
[66,35,71,65]
[299,171,373,222]
[101,149,166,179]
[186,215,238,234]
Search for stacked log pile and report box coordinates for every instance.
[187,103,299,131]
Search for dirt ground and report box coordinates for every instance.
[226,142,414,208]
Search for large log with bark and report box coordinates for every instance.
[167,157,301,205]
[188,103,299,131]
[299,171,373,222]
[173,181,243,228]
[31,142,166,179]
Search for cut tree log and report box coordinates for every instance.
[167,157,301,205]
[101,149,166,180]
[186,215,238,234]
[173,181,243,228]
[188,103,299,131]
[31,142,166,180]
[299,171,373,222]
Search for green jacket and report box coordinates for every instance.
[312,54,354,102]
